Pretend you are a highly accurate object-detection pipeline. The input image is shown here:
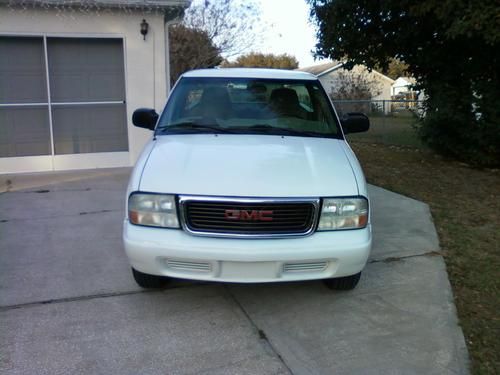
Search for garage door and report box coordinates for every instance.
[0,36,128,172]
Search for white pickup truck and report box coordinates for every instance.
[123,68,372,290]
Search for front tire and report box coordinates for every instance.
[323,272,361,290]
[132,268,168,288]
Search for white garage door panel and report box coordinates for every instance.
[0,155,52,174]
[53,151,130,171]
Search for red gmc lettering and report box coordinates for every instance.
[224,209,241,220]
[258,210,274,221]
[240,210,259,221]
[224,209,274,221]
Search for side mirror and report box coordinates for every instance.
[132,108,158,130]
[341,112,370,134]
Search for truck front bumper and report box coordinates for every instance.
[123,221,372,283]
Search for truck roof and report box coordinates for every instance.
[182,68,317,80]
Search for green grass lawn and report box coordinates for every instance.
[351,142,500,374]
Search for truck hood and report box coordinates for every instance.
[139,134,359,197]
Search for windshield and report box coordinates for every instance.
[156,77,342,139]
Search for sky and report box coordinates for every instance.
[255,0,325,68]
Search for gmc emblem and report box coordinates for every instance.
[224,209,274,221]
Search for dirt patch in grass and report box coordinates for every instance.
[351,142,499,374]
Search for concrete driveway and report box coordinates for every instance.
[0,168,469,374]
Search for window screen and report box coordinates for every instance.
[0,37,50,157]
[0,106,51,157]
[0,37,47,103]
[48,38,126,102]
[52,104,127,155]
[46,38,128,155]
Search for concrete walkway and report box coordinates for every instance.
[0,168,469,374]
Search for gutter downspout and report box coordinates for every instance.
[164,5,187,93]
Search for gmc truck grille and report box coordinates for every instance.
[179,197,319,238]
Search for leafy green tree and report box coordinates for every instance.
[308,0,500,166]
[222,52,299,69]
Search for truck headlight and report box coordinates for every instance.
[317,197,368,231]
[128,193,179,228]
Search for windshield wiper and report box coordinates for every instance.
[157,121,235,134]
[237,124,325,137]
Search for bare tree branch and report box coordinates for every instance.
[183,0,264,58]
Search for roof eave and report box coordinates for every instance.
[371,70,395,83]
[316,63,395,83]
[0,0,191,10]
[316,63,344,77]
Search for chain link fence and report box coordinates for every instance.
[332,99,425,148]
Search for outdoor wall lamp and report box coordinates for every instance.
[140,19,149,40]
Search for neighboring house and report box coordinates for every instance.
[391,77,417,97]
[390,76,422,112]
[298,61,395,113]
[0,0,190,174]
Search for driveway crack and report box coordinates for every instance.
[0,209,123,223]
[224,286,294,375]
[0,283,207,312]
[368,250,441,264]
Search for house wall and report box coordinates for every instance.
[0,7,168,173]
[391,77,415,96]
[371,74,393,102]
[319,65,393,101]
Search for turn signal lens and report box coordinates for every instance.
[317,197,368,231]
[128,193,179,228]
